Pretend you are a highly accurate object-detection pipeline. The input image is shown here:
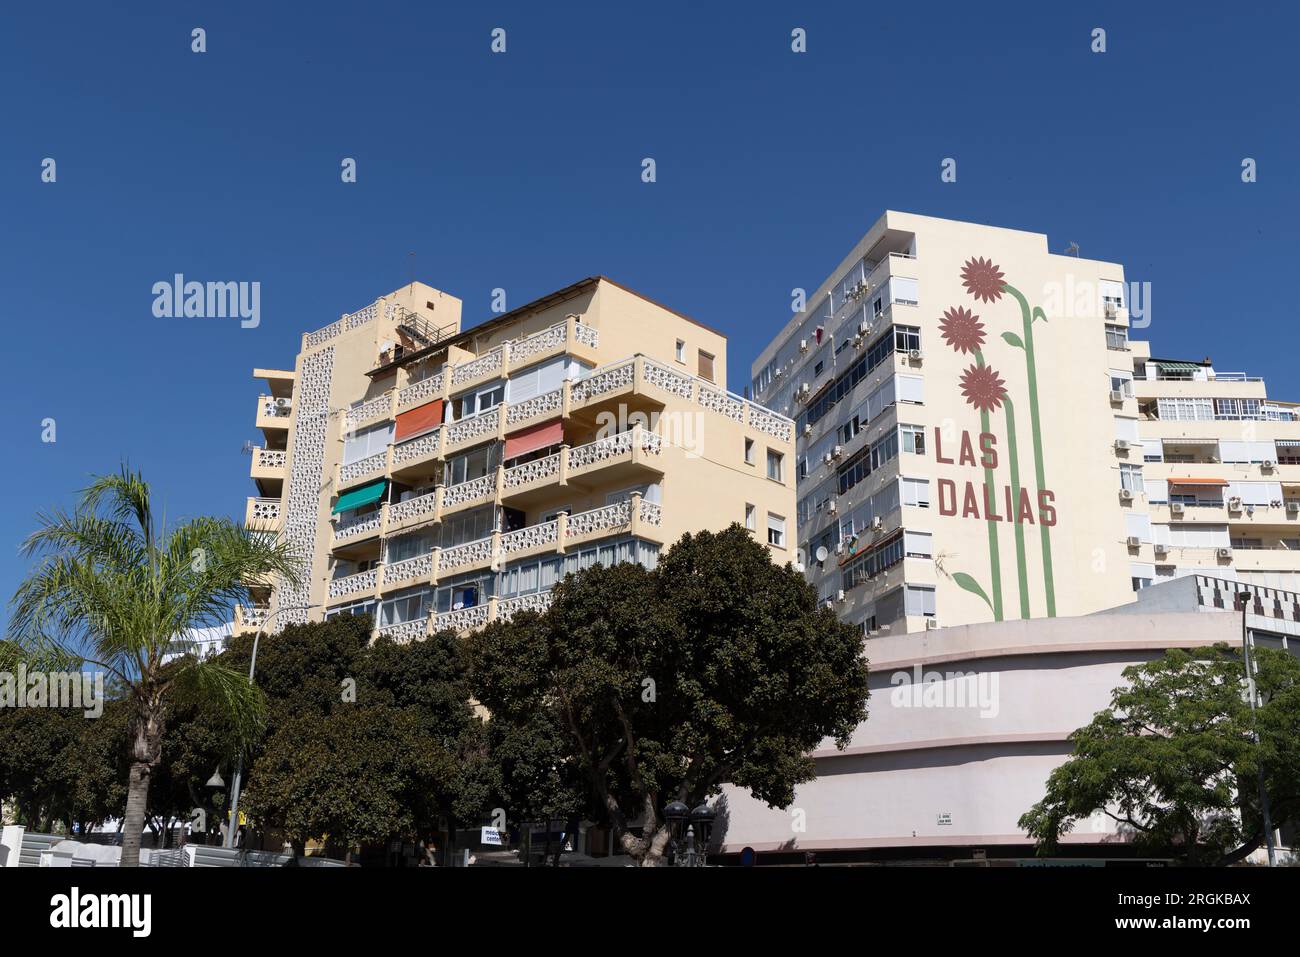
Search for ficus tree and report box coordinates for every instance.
[1019,644,1300,865]
[466,524,871,866]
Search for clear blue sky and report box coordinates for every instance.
[2,1,1296,601]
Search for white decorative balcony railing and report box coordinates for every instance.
[697,385,745,423]
[307,302,378,348]
[397,372,444,411]
[501,520,558,554]
[640,501,663,526]
[451,346,503,387]
[253,448,287,469]
[434,604,491,633]
[250,498,281,521]
[574,322,599,349]
[237,604,269,628]
[509,322,568,366]
[328,568,378,600]
[389,489,439,525]
[345,393,392,432]
[570,360,635,403]
[442,473,495,509]
[347,302,378,329]
[506,387,563,425]
[498,591,554,620]
[503,451,561,489]
[334,510,381,542]
[305,318,344,349]
[747,405,793,442]
[439,535,495,571]
[393,429,440,466]
[641,359,695,399]
[383,551,435,584]
[377,617,429,643]
[340,451,387,484]
[446,407,499,446]
[568,432,632,470]
[567,500,632,538]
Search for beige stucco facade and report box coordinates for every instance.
[238,277,795,638]
[752,211,1300,636]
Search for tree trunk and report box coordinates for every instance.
[120,701,164,868]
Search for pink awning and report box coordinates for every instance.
[504,418,563,460]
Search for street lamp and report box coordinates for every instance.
[223,603,317,849]
[1236,590,1276,867]
[663,800,715,867]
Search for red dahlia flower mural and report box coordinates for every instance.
[960,257,1006,303]
[960,364,1007,413]
[938,306,986,354]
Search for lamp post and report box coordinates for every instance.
[223,603,317,849]
[663,800,716,867]
[1236,590,1276,867]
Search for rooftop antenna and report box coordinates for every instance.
[1064,241,1080,257]
[408,251,416,289]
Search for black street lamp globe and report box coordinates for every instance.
[691,803,717,846]
[663,801,690,841]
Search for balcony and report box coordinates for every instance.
[255,394,293,432]
[397,371,445,413]
[376,589,557,643]
[506,316,601,374]
[339,450,389,488]
[245,496,283,531]
[386,488,441,534]
[443,407,502,455]
[440,472,497,515]
[233,603,269,636]
[327,567,379,601]
[249,447,287,492]
[332,509,382,545]
[391,428,443,478]
[344,392,395,433]
[501,427,664,504]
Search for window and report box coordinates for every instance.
[445,443,498,486]
[1124,512,1151,543]
[904,530,933,559]
[435,572,493,613]
[1215,399,1263,421]
[450,381,504,421]
[381,586,433,625]
[901,477,930,507]
[894,326,921,353]
[745,503,756,531]
[897,374,924,404]
[387,530,433,563]
[508,356,575,404]
[1119,463,1145,495]
[814,360,824,377]
[1108,370,1133,398]
[904,585,937,618]
[1114,416,1140,444]
[766,449,784,482]
[1105,324,1128,350]
[1100,280,1126,310]
[744,437,755,465]
[890,277,919,306]
[439,505,495,549]
[1142,439,1164,463]
[842,533,905,588]
[698,350,715,381]
[900,424,926,454]
[325,598,377,621]
[343,422,394,464]
[1156,397,1213,421]
[767,514,786,548]
[675,339,686,363]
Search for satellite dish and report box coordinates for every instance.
[815,546,829,563]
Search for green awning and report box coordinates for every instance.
[332,479,387,514]
[1155,361,1202,372]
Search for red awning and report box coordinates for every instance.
[1167,477,1230,487]
[504,418,563,460]
[395,400,443,441]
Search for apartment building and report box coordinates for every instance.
[751,211,1300,635]
[239,276,795,638]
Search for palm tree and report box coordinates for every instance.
[6,466,302,866]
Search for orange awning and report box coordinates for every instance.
[504,418,563,460]
[1167,477,1229,486]
[395,400,443,441]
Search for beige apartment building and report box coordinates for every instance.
[239,277,795,638]
[752,211,1300,635]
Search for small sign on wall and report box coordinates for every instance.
[937,813,952,826]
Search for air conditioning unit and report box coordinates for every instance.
[1154,543,1169,555]
[1217,547,1233,559]
[1109,390,1125,403]
[1114,439,1131,451]
[1262,460,1276,471]
[274,397,292,411]
[1119,488,1134,502]
[827,500,838,515]
[1104,302,1118,319]
[797,382,811,399]
[858,319,870,337]
[836,589,846,602]
[1228,497,1243,510]
[870,516,883,532]
[803,423,813,437]
[773,366,783,377]
[925,617,940,630]
[832,445,845,459]
[1126,536,1141,548]
[1170,502,1185,515]
[1287,501,1300,514]
[908,348,923,362]
[835,541,846,555]
[799,339,809,353]
[823,452,833,465]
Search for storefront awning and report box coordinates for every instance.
[1167,477,1229,487]
[333,479,387,514]
[504,418,563,460]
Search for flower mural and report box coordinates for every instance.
[960,257,1006,303]
[959,364,1007,413]
[938,306,986,355]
